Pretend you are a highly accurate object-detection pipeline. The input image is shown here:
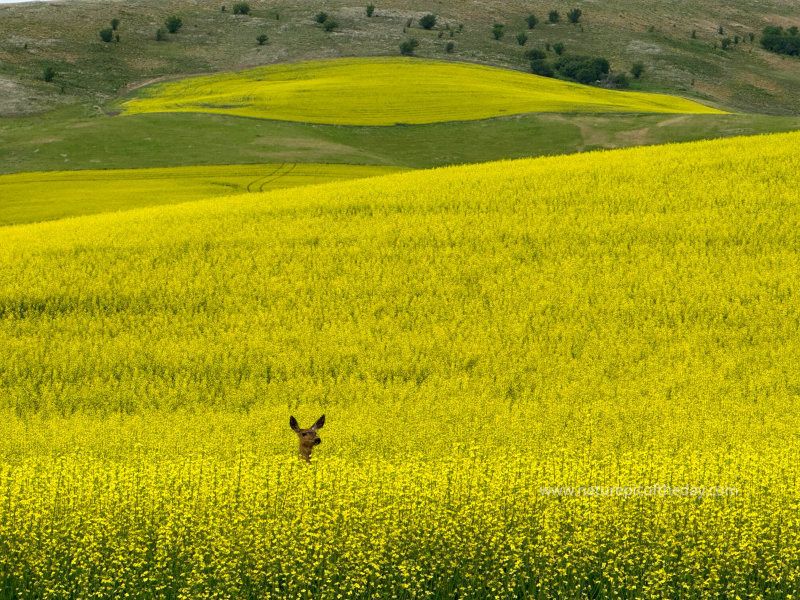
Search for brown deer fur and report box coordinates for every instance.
[289,415,325,462]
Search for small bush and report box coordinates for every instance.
[749,32,755,43]
[525,48,546,60]
[553,41,565,55]
[156,28,167,41]
[691,30,696,39]
[323,19,339,32]
[399,38,419,55]
[42,66,56,82]
[548,10,560,24]
[612,73,630,88]
[406,17,413,28]
[99,28,113,43]
[718,25,724,35]
[221,5,225,11]
[445,41,454,53]
[366,4,375,17]
[721,37,732,50]
[492,23,504,40]
[630,62,645,78]
[420,14,436,30]
[516,32,528,45]
[315,12,328,24]
[110,18,120,31]
[232,2,250,15]
[567,8,582,24]
[256,34,268,45]
[526,14,538,29]
[165,16,183,34]
[530,59,553,77]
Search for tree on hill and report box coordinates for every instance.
[399,38,419,55]
[314,12,328,24]
[110,18,120,31]
[366,4,375,17]
[256,34,268,45]
[554,55,610,84]
[419,14,437,30]
[165,16,183,34]
[567,9,582,24]
[323,19,339,32]
[630,62,645,78]
[517,32,528,45]
[492,23,504,40]
[232,2,250,15]
[526,14,538,29]
[548,10,560,24]
[760,25,800,56]
[99,28,113,42]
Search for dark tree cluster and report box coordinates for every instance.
[760,25,800,56]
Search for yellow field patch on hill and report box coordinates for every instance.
[120,57,725,125]
[0,163,404,226]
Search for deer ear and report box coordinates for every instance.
[289,416,300,433]
[311,414,325,431]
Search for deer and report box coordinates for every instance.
[289,414,325,462]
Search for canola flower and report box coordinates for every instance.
[120,58,724,125]
[2,132,800,598]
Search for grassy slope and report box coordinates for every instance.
[3,104,800,176]
[120,57,723,125]
[0,163,404,226]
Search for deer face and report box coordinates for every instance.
[289,415,325,461]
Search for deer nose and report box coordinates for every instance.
[314,438,321,445]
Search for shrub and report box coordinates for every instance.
[553,41,565,55]
[314,12,328,24]
[399,38,419,55]
[567,8,582,24]
[256,34,268,45]
[691,30,696,39]
[323,19,339,32]
[721,37,732,50]
[445,41,454,53]
[530,59,553,77]
[110,18,120,30]
[221,5,225,11]
[492,23,504,40]
[554,54,610,83]
[406,17,413,28]
[165,16,183,34]
[366,4,375,17]
[612,73,630,88]
[516,32,528,45]
[42,66,56,82]
[718,26,724,35]
[420,14,436,30]
[526,14,538,29]
[548,10,560,23]
[525,48,546,60]
[749,32,755,43]
[99,28,113,42]
[156,28,167,41]
[630,61,645,78]
[232,2,250,15]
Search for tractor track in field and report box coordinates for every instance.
[246,163,297,193]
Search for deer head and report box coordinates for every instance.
[289,414,325,462]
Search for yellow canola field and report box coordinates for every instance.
[2,132,800,599]
[121,57,724,125]
[0,163,403,226]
